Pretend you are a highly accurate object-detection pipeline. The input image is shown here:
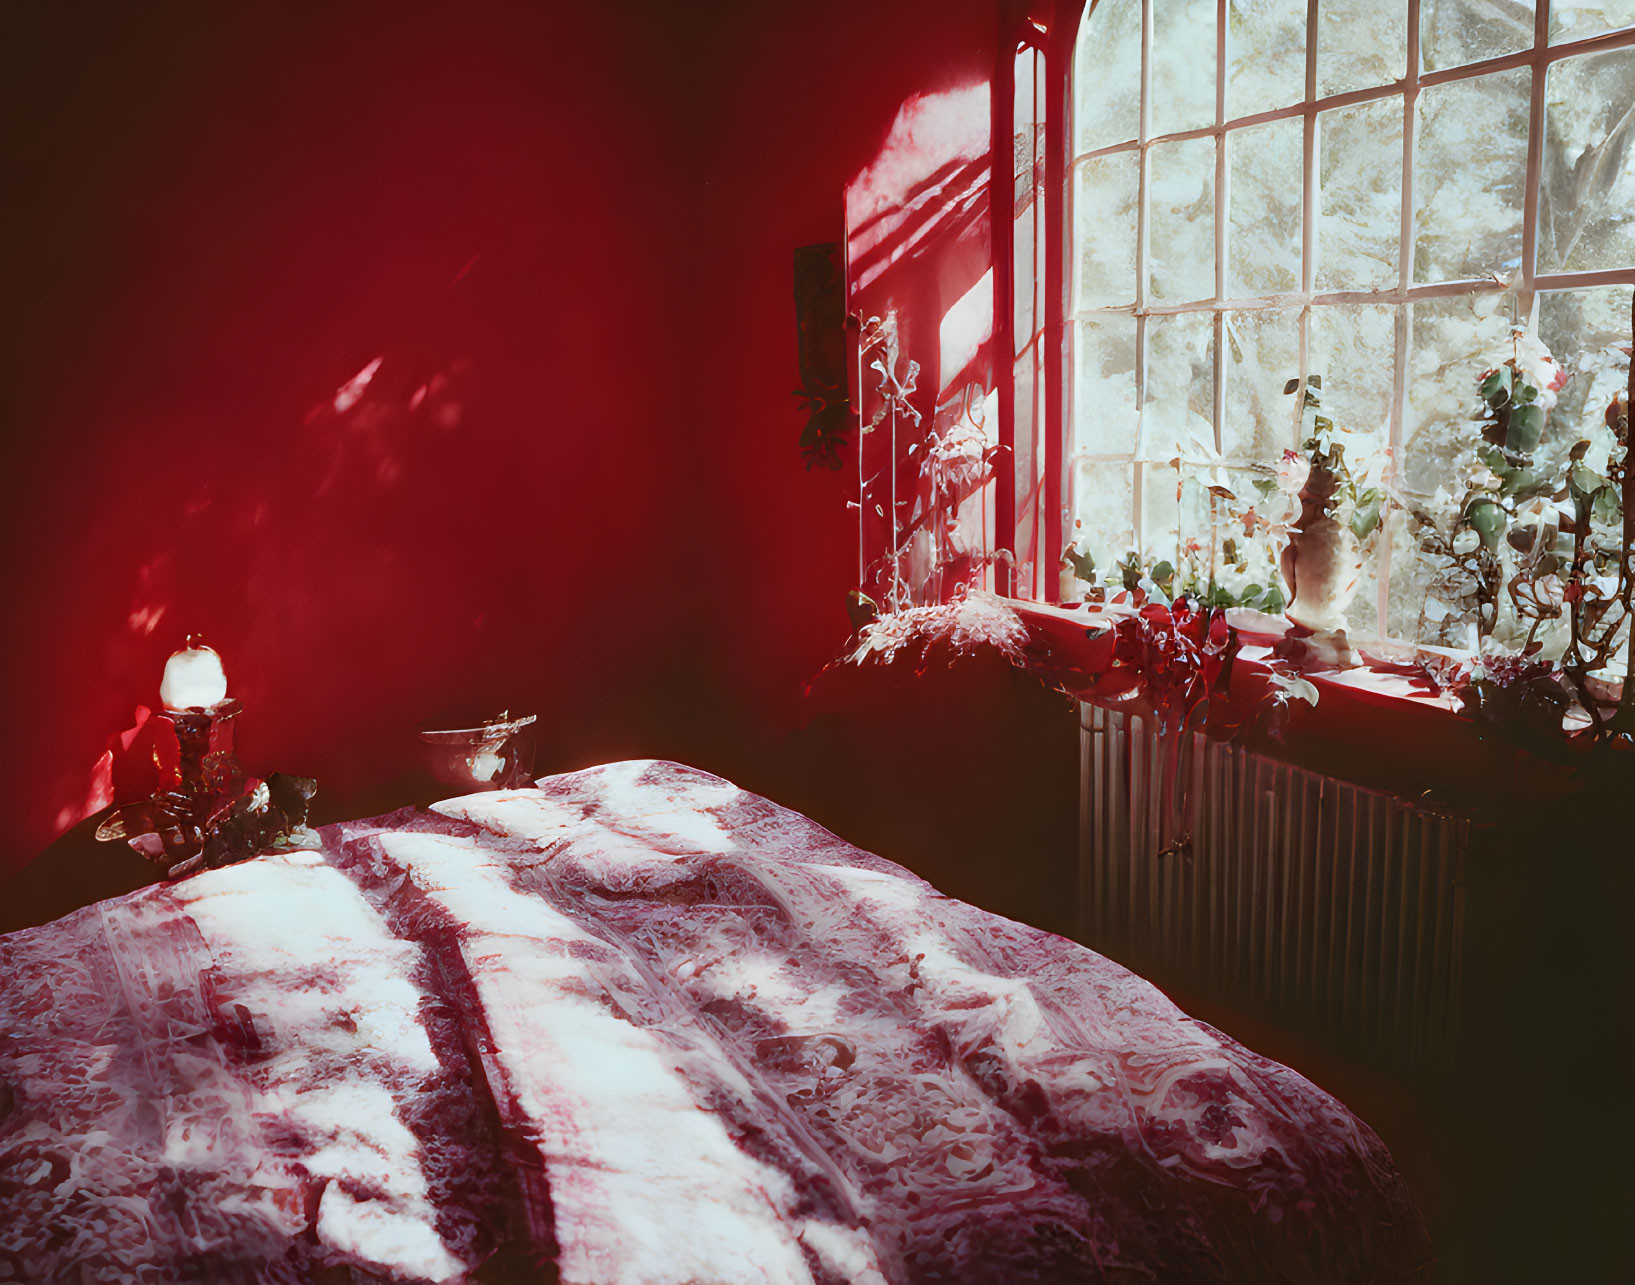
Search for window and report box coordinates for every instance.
[844,83,1002,612]
[1013,41,1051,600]
[1066,0,1635,652]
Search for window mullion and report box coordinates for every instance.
[1213,0,1228,459]
[1133,0,1153,551]
[1298,0,1319,448]
[1032,45,1042,600]
[1382,1,1423,640]
[1036,47,1047,348]
[1534,267,1635,291]
[1060,19,1081,586]
[1520,0,1552,329]
[1077,273,1573,323]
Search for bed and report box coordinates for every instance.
[0,760,1430,1283]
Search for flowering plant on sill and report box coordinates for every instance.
[1079,595,1243,733]
[1406,324,1635,745]
[1407,329,1572,650]
[1061,306,1635,745]
[1061,374,1387,709]
[1275,375,1389,638]
[1063,374,1387,631]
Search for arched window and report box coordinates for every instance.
[1066,0,1635,648]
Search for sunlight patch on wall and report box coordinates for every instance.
[939,268,994,395]
[846,83,992,294]
[333,357,383,414]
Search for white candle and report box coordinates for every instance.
[468,750,504,783]
[160,640,229,711]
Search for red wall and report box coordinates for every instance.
[1,0,1077,933]
[680,0,1000,736]
[675,3,1079,935]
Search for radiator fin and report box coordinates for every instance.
[1079,704,1467,1074]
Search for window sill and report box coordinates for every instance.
[1005,597,1599,813]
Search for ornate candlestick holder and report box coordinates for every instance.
[96,637,316,878]
[163,696,246,803]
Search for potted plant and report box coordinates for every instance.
[1276,376,1385,636]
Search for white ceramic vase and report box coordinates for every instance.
[1279,455,1362,632]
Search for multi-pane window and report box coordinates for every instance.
[1068,0,1635,645]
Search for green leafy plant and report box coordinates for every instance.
[1062,310,1635,746]
[1408,336,1572,646]
[1282,375,1387,545]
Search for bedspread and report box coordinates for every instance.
[0,760,1430,1283]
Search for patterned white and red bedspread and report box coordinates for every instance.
[0,760,1430,1283]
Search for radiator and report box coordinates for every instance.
[1079,703,1469,1074]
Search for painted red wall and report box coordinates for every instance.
[673,2,1079,935]
[1,0,1076,933]
[1,2,703,869]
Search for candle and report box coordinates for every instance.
[468,750,504,783]
[160,638,229,711]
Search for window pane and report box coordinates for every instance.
[1536,288,1632,675]
[1539,48,1635,272]
[1140,459,1186,562]
[1075,0,1142,153]
[1014,351,1042,594]
[1306,303,1398,643]
[1014,44,1036,134]
[1307,303,1398,458]
[1390,305,1520,643]
[1420,0,1536,72]
[1151,0,1219,137]
[1149,138,1216,302]
[1072,460,1136,567]
[1318,0,1408,97]
[1073,318,1140,456]
[1142,312,1216,458]
[1538,287,1634,461]
[1015,343,1036,455]
[1178,467,1221,568]
[1344,541,1385,639]
[1382,506,1436,642]
[1414,69,1530,282]
[1228,0,1307,120]
[1223,309,1301,459]
[1401,293,1516,498]
[1074,153,1140,308]
[1212,465,1287,599]
[1015,201,1037,345]
[1317,98,1404,290]
[1549,1,1635,43]
[1141,461,1250,573]
[1015,48,1046,348]
[1228,118,1303,296]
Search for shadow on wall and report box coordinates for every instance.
[0,2,706,876]
[771,649,1081,941]
[0,0,1025,910]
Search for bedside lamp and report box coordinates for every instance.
[157,636,245,804]
[97,635,316,879]
[160,638,228,710]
